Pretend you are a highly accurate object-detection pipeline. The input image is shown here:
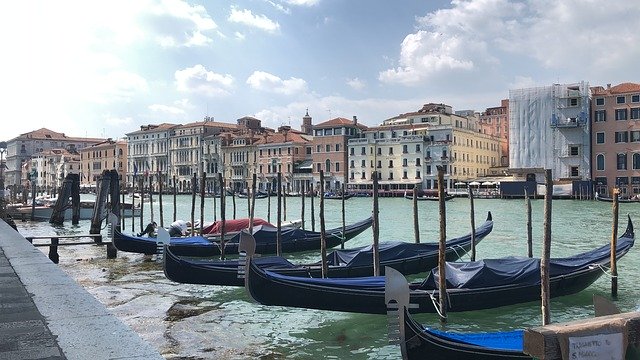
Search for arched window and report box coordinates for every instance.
[596,154,605,171]
[633,153,640,170]
[325,159,331,172]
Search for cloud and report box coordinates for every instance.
[148,104,187,115]
[234,32,246,41]
[142,0,218,47]
[380,0,640,86]
[265,0,291,14]
[228,6,280,33]
[284,0,320,6]
[246,71,307,95]
[346,78,366,91]
[105,116,133,126]
[175,65,234,97]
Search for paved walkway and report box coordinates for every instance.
[0,219,164,360]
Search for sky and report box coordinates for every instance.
[1,0,639,142]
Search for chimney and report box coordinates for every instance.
[607,84,611,90]
[353,116,358,125]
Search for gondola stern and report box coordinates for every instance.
[624,214,634,240]
[486,211,492,221]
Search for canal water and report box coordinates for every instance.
[14,195,640,359]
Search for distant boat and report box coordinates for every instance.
[595,192,640,203]
[403,191,454,201]
[323,192,354,200]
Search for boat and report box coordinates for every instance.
[112,216,373,257]
[384,267,531,360]
[7,200,140,221]
[164,213,493,286]
[404,192,455,201]
[245,216,634,314]
[236,191,268,199]
[323,192,354,200]
[595,192,640,203]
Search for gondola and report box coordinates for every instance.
[164,213,493,286]
[403,193,455,201]
[384,267,531,360]
[236,192,268,199]
[323,193,354,200]
[111,216,373,257]
[595,192,640,203]
[245,216,634,314]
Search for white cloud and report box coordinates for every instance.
[284,0,320,6]
[509,76,538,90]
[105,116,133,126]
[234,32,246,41]
[265,0,291,14]
[148,104,187,115]
[175,65,234,97]
[143,0,218,47]
[228,7,280,33]
[88,71,150,104]
[347,78,366,91]
[247,71,307,95]
[380,0,640,86]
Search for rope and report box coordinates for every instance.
[589,263,616,278]
[428,290,447,320]
[449,244,466,260]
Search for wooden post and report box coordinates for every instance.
[267,182,271,223]
[149,175,154,223]
[219,173,226,260]
[526,189,533,258]
[49,237,59,264]
[341,183,346,249]
[468,184,476,261]
[172,175,177,222]
[138,177,144,233]
[372,169,380,277]
[190,173,196,236]
[158,172,164,228]
[277,173,282,256]
[200,173,206,235]
[30,180,36,221]
[541,169,553,325]
[232,187,236,220]
[301,182,305,230]
[311,184,316,232]
[437,166,447,324]
[121,184,125,229]
[283,184,287,222]
[319,170,328,278]
[413,187,420,244]
[249,173,257,233]
[213,177,217,222]
[246,181,250,218]
[131,182,135,232]
[611,188,619,298]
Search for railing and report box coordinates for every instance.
[24,234,114,264]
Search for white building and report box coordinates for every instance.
[126,123,178,190]
[509,82,591,181]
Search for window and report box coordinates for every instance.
[350,160,354,168]
[316,145,321,153]
[617,153,627,170]
[569,145,580,156]
[402,145,408,154]
[617,96,626,104]
[306,147,312,155]
[632,131,640,142]
[388,172,393,180]
[377,148,382,155]
[334,128,342,135]
[388,160,393,168]
[426,151,431,159]
[336,144,341,152]
[615,131,629,143]
[316,163,321,172]
[595,98,605,106]
[402,158,408,167]
[567,98,578,107]
[416,144,421,152]
[631,108,640,120]
[616,109,628,120]
[596,132,605,144]
[325,144,331,152]
[416,170,421,179]
[416,158,421,166]
[634,154,640,170]
[361,172,366,179]
[403,171,407,179]
[426,165,432,174]
[324,129,333,136]
[594,110,606,122]
[596,154,605,171]
[570,166,579,177]
[350,148,354,155]
[377,160,382,168]
[361,160,366,167]
[335,162,340,172]
[361,147,366,155]
[388,147,393,155]
[325,159,331,172]
[350,172,354,180]
[632,95,640,103]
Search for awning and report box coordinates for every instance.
[469,181,481,186]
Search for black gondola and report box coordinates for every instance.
[384,267,531,360]
[403,193,455,201]
[323,193,354,200]
[112,216,373,257]
[245,216,634,314]
[164,213,493,286]
[595,192,639,203]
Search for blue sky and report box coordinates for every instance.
[1,0,639,141]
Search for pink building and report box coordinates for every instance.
[591,83,640,197]
[479,99,509,167]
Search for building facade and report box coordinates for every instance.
[591,83,640,197]
[79,139,128,187]
[31,149,81,195]
[509,82,591,182]
[479,99,509,167]
[126,123,178,191]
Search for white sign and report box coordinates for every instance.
[568,333,623,360]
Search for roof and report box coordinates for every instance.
[254,131,310,145]
[314,117,368,130]
[12,128,104,143]
[126,123,179,136]
[591,83,640,96]
[178,120,239,129]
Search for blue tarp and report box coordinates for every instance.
[427,328,524,351]
[323,241,441,267]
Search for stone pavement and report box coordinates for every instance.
[0,219,164,360]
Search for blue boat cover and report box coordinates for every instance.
[168,236,214,246]
[264,269,385,290]
[418,236,634,290]
[427,328,524,351]
[322,241,441,267]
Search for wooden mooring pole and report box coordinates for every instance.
[158,171,164,228]
[311,184,316,232]
[190,173,196,236]
[138,177,144,233]
[372,169,380,277]
[301,182,305,230]
[219,173,226,260]
[413,187,420,244]
[319,171,328,277]
[267,182,271,223]
[232,187,236,220]
[611,188,619,298]
[341,183,346,249]
[541,169,553,326]
[172,175,177,222]
[213,178,217,222]
[283,184,287,222]
[276,173,282,256]
[468,184,476,261]
[249,173,257,233]
[526,189,533,258]
[200,173,206,235]
[148,175,154,223]
[437,166,447,324]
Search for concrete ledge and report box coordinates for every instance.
[0,220,164,360]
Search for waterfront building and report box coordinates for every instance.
[590,82,640,197]
[219,130,262,192]
[348,103,502,195]
[4,128,103,189]
[479,99,510,167]
[311,115,367,191]
[78,138,127,187]
[255,126,313,193]
[30,149,81,195]
[509,82,591,182]
[126,123,178,191]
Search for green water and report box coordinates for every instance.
[15,196,640,359]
